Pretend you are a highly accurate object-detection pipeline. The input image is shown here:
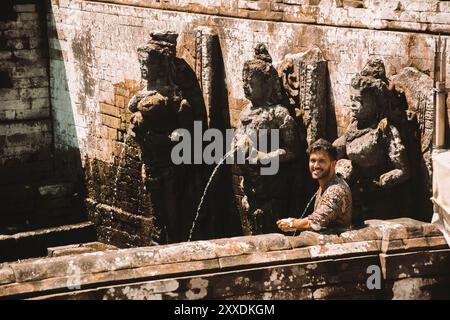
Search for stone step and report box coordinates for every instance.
[0,222,97,263]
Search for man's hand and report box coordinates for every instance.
[277,218,298,232]
[277,217,311,232]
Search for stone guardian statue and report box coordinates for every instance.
[234,44,302,234]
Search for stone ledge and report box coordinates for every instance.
[0,218,446,298]
[26,255,381,300]
[0,259,221,298]
[365,218,442,241]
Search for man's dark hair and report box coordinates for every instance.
[307,138,337,161]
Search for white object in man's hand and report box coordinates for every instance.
[276,217,297,232]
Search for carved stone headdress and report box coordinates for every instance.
[351,58,391,117]
[351,58,389,94]
[242,43,284,104]
[136,31,178,86]
[137,31,178,57]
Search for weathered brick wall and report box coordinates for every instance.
[48,0,450,141]
[46,0,450,244]
[0,0,52,180]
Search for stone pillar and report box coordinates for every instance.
[195,27,219,128]
[298,48,327,145]
[279,47,328,146]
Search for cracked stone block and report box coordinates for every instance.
[380,249,450,281]
[365,218,426,240]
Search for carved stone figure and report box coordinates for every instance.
[333,58,411,224]
[234,44,302,234]
[128,32,195,243]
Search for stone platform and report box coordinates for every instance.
[0,218,449,300]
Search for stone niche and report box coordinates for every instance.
[86,37,437,246]
[87,29,242,247]
[233,44,330,236]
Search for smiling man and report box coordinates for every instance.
[277,139,352,232]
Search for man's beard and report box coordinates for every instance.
[312,166,331,180]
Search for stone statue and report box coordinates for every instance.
[128,32,195,243]
[233,44,301,234]
[333,58,411,224]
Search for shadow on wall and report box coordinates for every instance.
[325,66,338,143]
[189,35,243,240]
[0,0,86,233]
[46,2,87,226]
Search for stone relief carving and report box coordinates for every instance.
[124,33,434,242]
[333,58,416,224]
[128,32,199,243]
[233,44,302,234]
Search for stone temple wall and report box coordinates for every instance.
[45,0,450,245]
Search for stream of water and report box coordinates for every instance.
[113,130,132,208]
[187,146,238,242]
